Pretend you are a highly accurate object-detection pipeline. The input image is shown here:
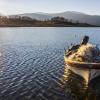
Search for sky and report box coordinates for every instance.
[0,0,100,15]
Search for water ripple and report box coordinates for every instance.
[0,44,99,100]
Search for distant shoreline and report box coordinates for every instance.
[0,24,98,27]
[0,16,98,27]
[0,26,99,27]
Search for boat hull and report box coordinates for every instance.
[65,64,100,83]
[64,56,100,83]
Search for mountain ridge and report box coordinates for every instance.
[1,11,100,26]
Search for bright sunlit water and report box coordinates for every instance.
[0,27,100,100]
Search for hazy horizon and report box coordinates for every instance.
[3,11,100,16]
[0,0,100,15]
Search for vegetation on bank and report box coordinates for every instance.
[0,16,97,27]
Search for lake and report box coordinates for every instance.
[0,27,100,100]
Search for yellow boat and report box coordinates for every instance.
[64,54,100,83]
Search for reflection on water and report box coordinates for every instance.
[61,66,87,100]
[0,27,100,100]
[62,65,100,100]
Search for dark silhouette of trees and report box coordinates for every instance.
[51,16,66,22]
[0,16,96,27]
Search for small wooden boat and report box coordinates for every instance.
[64,36,100,83]
[64,55,100,83]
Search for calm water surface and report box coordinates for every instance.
[0,27,100,100]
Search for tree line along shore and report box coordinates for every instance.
[0,16,97,27]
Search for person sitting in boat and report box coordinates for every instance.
[66,36,89,57]
[65,36,100,63]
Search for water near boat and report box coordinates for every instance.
[0,27,100,100]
